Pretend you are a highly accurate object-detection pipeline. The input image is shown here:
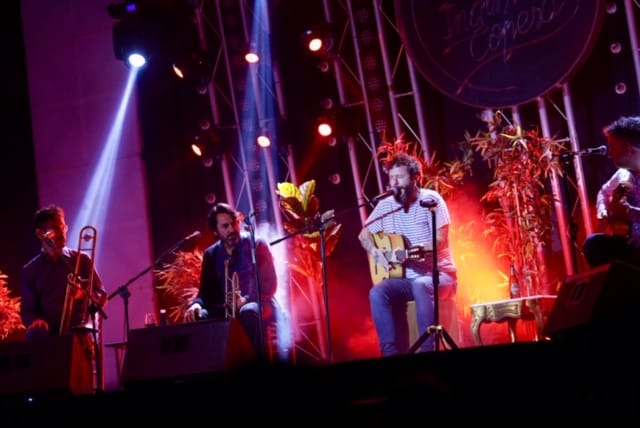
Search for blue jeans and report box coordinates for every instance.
[237,299,277,358]
[369,272,457,356]
[582,233,640,267]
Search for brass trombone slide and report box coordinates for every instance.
[58,225,107,393]
[59,225,100,335]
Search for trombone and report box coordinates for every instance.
[59,225,106,393]
[59,225,99,335]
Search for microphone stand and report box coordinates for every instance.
[271,211,335,364]
[270,195,389,364]
[559,152,580,270]
[107,233,198,341]
[62,255,109,393]
[244,215,266,361]
[408,201,458,353]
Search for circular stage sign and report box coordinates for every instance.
[395,1,605,108]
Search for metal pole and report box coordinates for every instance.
[347,136,369,224]
[406,59,430,159]
[215,0,252,212]
[562,83,594,238]
[537,97,575,275]
[371,0,401,138]
[624,0,640,98]
[194,4,235,205]
[322,0,368,224]
[345,0,384,192]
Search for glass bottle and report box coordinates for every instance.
[509,264,520,299]
[159,308,168,326]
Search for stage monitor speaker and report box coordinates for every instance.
[543,261,640,339]
[0,335,92,398]
[120,319,255,388]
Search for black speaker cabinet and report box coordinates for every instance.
[0,334,92,398]
[543,261,640,339]
[120,319,254,387]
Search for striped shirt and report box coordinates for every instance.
[365,188,457,277]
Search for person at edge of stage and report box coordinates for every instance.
[20,204,107,339]
[20,204,107,393]
[358,151,457,356]
[582,115,640,268]
[184,202,280,359]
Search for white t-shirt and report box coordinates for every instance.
[364,188,457,277]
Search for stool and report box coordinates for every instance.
[105,341,127,387]
[407,296,461,347]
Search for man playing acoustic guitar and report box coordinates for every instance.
[583,116,640,268]
[358,152,457,356]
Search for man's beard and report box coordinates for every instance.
[225,232,240,247]
[393,186,410,205]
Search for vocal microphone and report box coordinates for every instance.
[244,211,256,226]
[182,230,202,242]
[573,145,608,156]
[372,189,395,202]
[42,230,56,246]
[419,198,438,208]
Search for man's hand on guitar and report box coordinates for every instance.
[608,183,633,218]
[597,185,637,236]
[370,247,390,270]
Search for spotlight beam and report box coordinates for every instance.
[71,68,139,258]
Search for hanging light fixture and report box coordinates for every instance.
[172,48,213,89]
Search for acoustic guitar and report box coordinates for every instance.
[604,182,632,237]
[368,232,429,285]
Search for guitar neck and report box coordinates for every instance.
[383,249,416,263]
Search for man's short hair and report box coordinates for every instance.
[34,204,64,229]
[603,116,640,148]
[385,151,423,181]
[207,202,238,231]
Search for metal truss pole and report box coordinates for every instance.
[537,97,575,276]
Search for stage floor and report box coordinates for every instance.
[3,322,639,424]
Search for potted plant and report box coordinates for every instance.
[154,249,203,323]
[275,179,343,360]
[0,271,24,341]
[464,110,566,296]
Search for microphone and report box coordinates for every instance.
[573,145,608,156]
[42,230,56,246]
[182,230,202,242]
[419,198,438,208]
[372,189,395,202]
[244,211,256,226]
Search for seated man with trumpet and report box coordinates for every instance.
[582,116,640,268]
[184,202,279,360]
[20,204,107,393]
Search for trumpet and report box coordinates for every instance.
[224,259,240,319]
[59,225,98,335]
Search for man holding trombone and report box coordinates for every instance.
[19,204,107,393]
